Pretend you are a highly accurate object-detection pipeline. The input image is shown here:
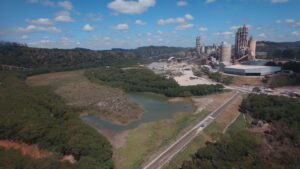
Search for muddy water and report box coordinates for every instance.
[82,92,195,132]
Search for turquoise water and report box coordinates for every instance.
[82,92,195,132]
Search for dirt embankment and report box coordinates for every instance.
[0,140,52,159]
[222,74,264,87]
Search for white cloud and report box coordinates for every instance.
[277,18,300,27]
[58,1,73,10]
[17,25,61,33]
[135,19,146,25]
[83,24,94,31]
[27,0,55,6]
[222,31,234,36]
[205,0,216,4]
[27,0,39,3]
[27,18,53,25]
[40,39,52,44]
[271,0,288,4]
[86,12,102,21]
[292,31,300,36]
[177,1,188,6]
[59,37,72,45]
[258,33,267,38]
[175,23,194,30]
[107,0,156,14]
[213,32,221,36]
[158,17,186,25]
[199,27,208,32]
[54,11,74,22]
[230,25,240,30]
[285,18,295,23]
[184,14,194,20]
[21,35,28,39]
[104,37,111,41]
[113,23,129,30]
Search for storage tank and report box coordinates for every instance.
[248,37,256,60]
[221,42,232,62]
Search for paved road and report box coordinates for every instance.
[143,91,241,169]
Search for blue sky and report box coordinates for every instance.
[0,0,299,50]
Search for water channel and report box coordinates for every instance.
[82,92,195,132]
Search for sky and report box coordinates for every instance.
[0,0,299,50]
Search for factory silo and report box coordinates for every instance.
[248,36,256,60]
[221,42,232,63]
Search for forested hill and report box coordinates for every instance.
[133,46,189,58]
[0,42,188,69]
[256,40,300,59]
[0,42,137,69]
[257,41,300,50]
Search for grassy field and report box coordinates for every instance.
[114,92,235,169]
[26,70,143,125]
[162,94,244,169]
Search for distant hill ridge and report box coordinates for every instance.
[1,40,299,69]
[256,40,300,51]
[0,42,188,69]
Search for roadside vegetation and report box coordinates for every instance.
[180,94,300,169]
[206,72,234,85]
[263,74,300,88]
[163,93,242,169]
[85,67,224,97]
[0,71,113,169]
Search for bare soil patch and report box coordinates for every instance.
[192,91,235,113]
[0,140,52,159]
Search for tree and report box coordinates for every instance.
[252,87,261,93]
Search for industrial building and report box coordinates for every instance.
[192,24,281,76]
[224,65,281,76]
[233,25,257,63]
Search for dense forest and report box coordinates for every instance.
[0,71,113,169]
[180,94,300,169]
[266,61,300,73]
[0,42,139,75]
[85,68,224,97]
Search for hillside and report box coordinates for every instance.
[257,41,300,50]
[0,42,188,70]
[256,41,300,59]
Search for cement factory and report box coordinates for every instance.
[148,25,282,88]
[194,25,281,76]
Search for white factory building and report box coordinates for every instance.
[224,65,281,76]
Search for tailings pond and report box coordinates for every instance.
[82,92,195,132]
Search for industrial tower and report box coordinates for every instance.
[196,36,205,59]
[235,25,248,59]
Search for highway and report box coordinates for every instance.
[143,91,241,169]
